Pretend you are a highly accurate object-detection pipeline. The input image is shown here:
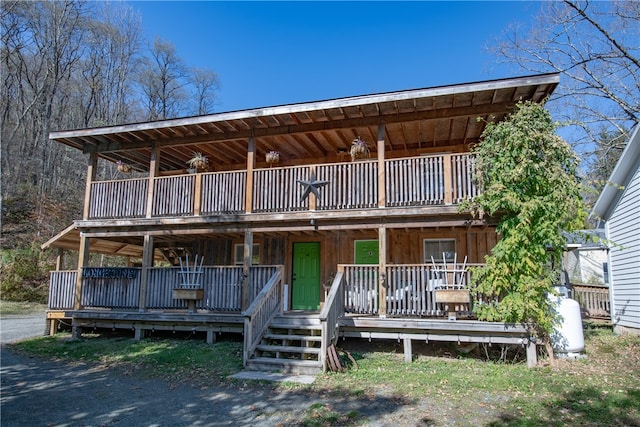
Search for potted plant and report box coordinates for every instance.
[350,137,370,161]
[116,160,132,173]
[265,150,280,166]
[187,152,209,172]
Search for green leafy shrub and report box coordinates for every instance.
[463,101,586,335]
[1,244,52,303]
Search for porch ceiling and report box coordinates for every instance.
[50,73,559,172]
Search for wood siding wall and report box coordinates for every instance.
[608,165,640,331]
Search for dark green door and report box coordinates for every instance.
[355,240,379,264]
[292,242,321,310]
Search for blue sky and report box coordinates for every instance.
[128,1,542,113]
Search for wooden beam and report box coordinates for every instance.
[443,153,453,205]
[245,137,255,214]
[241,230,253,311]
[146,145,160,218]
[82,153,97,220]
[377,123,386,208]
[74,236,90,310]
[378,226,387,317]
[193,173,203,216]
[137,234,154,312]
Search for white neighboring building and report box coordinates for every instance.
[591,125,640,335]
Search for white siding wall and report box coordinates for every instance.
[608,164,640,331]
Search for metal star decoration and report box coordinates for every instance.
[297,171,329,202]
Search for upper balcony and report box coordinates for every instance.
[86,153,478,221]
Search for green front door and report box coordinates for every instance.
[292,242,321,310]
[355,240,379,264]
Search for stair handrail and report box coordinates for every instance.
[319,270,345,372]
[242,266,283,366]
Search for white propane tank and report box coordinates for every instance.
[550,294,585,357]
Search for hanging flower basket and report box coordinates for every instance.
[266,150,280,166]
[187,152,209,172]
[116,160,132,173]
[350,137,370,161]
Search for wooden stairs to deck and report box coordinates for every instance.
[245,314,324,375]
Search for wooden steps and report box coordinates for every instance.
[245,314,324,375]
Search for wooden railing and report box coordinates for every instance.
[48,266,280,312]
[89,178,147,219]
[319,270,345,372]
[201,171,247,214]
[85,153,477,219]
[152,175,195,216]
[342,263,481,316]
[243,267,284,366]
[81,268,141,309]
[48,271,76,310]
[572,285,610,318]
[317,161,378,210]
[253,166,309,212]
[386,156,444,206]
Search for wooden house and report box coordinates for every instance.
[43,73,560,372]
[591,125,640,335]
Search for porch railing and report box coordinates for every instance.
[86,153,477,219]
[319,270,345,372]
[47,265,280,312]
[572,284,610,318]
[48,271,76,310]
[243,267,283,365]
[343,263,482,316]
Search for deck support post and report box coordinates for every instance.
[82,153,97,220]
[403,337,412,362]
[377,123,386,208]
[378,226,387,316]
[245,136,255,214]
[241,230,253,311]
[526,339,537,368]
[74,236,90,310]
[206,330,216,344]
[443,153,453,205]
[138,234,154,312]
[134,327,144,341]
[145,145,160,218]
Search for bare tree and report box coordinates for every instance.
[493,0,639,162]
[189,67,219,115]
[137,37,188,121]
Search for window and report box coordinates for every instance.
[423,239,456,263]
[234,244,260,265]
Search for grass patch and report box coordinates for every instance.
[0,300,47,316]
[12,332,244,388]
[9,325,640,425]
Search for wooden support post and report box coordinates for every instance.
[526,340,538,368]
[241,230,254,311]
[146,145,160,218]
[55,248,64,271]
[378,226,387,317]
[206,330,216,345]
[82,153,97,220]
[245,136,255,214]
[138,234,154,312]
[309,165,318,211]
[377,123,386,208]
[134,327,144,341]
[403,337,412,363]
[443,153,453,205]
[193,172,203,216]
[74,235,90,310]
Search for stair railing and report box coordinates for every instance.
[319,270,345,372]
[242,266,283,366]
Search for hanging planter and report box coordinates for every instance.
[265,150,280,166]
[350,137,370,161]
[116,160,132,173]
[187,152,209,172]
